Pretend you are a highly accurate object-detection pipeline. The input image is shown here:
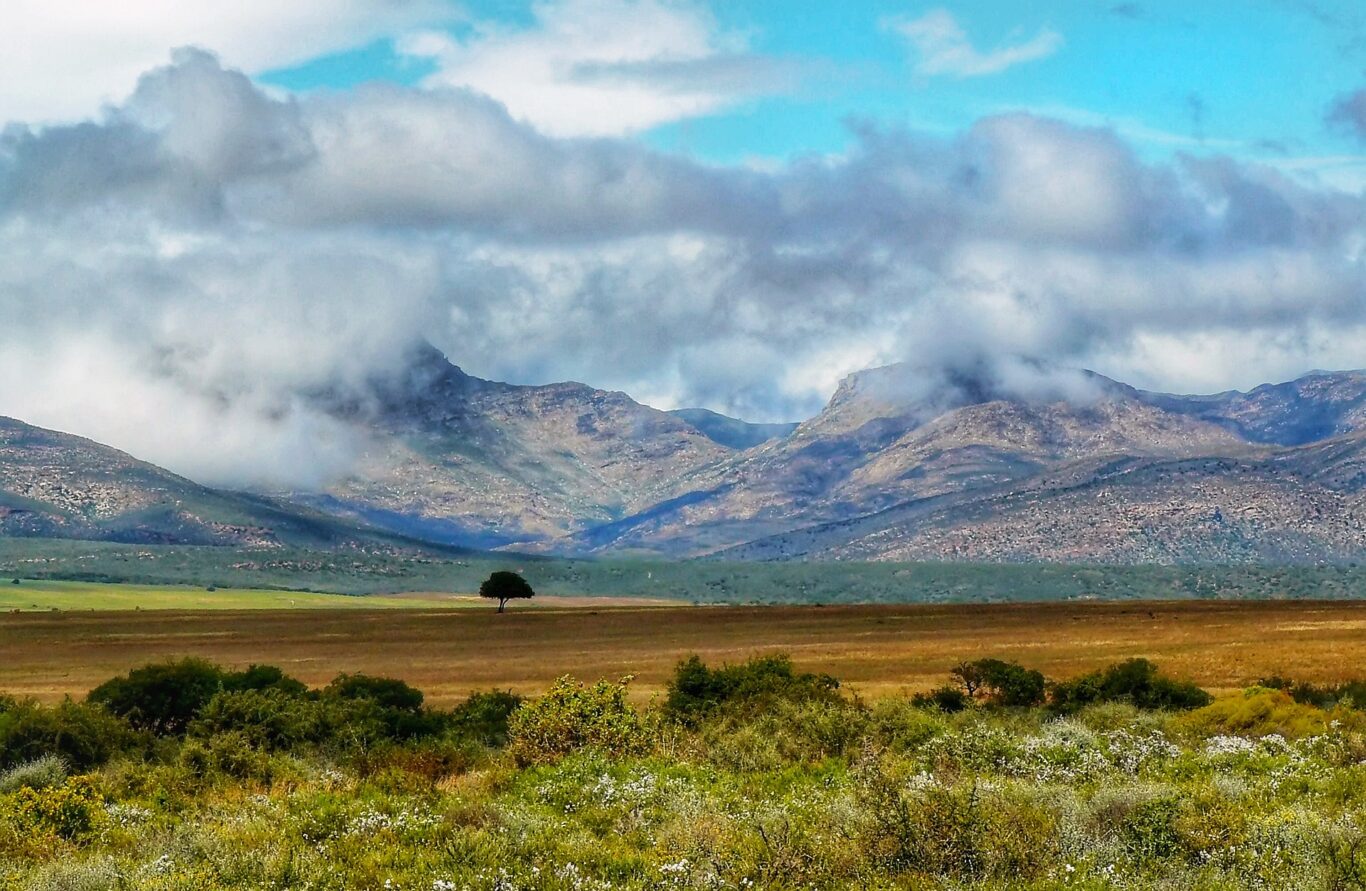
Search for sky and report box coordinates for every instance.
[2,1,1366,486]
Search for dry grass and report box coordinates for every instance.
[4,599,1366,704]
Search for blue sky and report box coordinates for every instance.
[257,0,1366,182]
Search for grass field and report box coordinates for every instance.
[10,537,1366,603]
[0,580,462,611]
[7,598,1366,705]
[0,579,668,612]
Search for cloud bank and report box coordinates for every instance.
[0,0,448,125]
[1,50,1364,487]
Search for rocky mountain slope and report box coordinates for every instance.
[720,437,1366,564]
[6,345,1366,565]
[0,417,439,550]
[540,365,1257,557]
[299,345,731,549]
[282,355,1366,562]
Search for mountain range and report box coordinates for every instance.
[3,344,1366,565]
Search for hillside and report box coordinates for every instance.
[268,359,1366,562]
[303,345,732,549]
[0,417,440,550]
[540,365,1258,557]
[7,351,1366,566]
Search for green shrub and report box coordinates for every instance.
[952,659,1046,708]
[178,731,273,780]
[449,690,522,747]
[1174,688,1327,739]
[0,700,137,770]
[869,698,950,752]
[190,686,431,758]
[0,755,67,794]
[911,685,970,713]
[507,676,648,766]
[86,658,226,734]
[854,752,1057,881]
[8,775,105,840]
[223,664,308,696]
[192,672,442,748]
[1260,676,1366,711]
[1050,659,1211,713]
[191,688,332,751]
[664,654,841,723]
[703,697,870,767]
[324,673,424,712]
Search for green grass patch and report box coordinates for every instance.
[0,580,466,611]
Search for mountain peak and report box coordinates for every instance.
[807,360,1133,437]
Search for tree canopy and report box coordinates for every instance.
[479,571,535,612]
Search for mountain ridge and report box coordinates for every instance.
[5,350,1366,565]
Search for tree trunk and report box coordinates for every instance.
[498,598,507,613]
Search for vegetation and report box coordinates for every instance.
[479,570,535,612]
[11,536,1366,603]
[663,653,841,722]
[2,654,1366,887]
[0,579,466,611]
[1051,657,1214,714]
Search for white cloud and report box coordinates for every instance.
[398,0,789,137]
[890,8,1062,78]
[4,52,1366,482]
[0,0,451,125]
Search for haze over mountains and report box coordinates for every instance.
[3,346,1365,564]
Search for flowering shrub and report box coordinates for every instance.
[7,775,105,839]
[508,676,649,766]
[2,659,1366,888]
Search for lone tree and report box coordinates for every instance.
[480,570,535,613]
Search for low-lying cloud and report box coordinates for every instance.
[2,49,1365,487]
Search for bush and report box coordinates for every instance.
[324,674,424,712]
[854,751,1057,881]
[869,699,950,752]
[322,674,446,741]
[912,685,970,713]
[223,664,308,696]
[664,654,841,723]
[8,775,105,840]
[178,731,273,780]
[87,658,226,734]
[0,755,67,793]
[1174,688,1328,739]
[1050,659,1211,713]
[86,660,309,736]
[507,676,648,766]
[1260,676,1366,711]
[0,700,137,770]
[703,697,870,767]
[449,690,522,747]
[192,688,332,751]
[952,659,1046,708]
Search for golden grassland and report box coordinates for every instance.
[5,598,1366,704]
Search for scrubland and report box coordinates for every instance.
[5,652,1366,889]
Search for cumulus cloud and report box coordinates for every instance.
[2,50,1366,487]
[0,0,451,125]
[398,0,795,136]
[889,9,1063,79]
